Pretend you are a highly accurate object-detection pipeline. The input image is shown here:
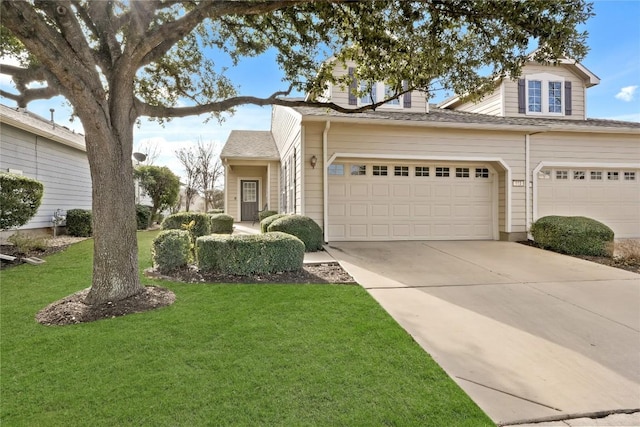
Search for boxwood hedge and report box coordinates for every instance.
[161,212,211,239]
[258,210,278,222]
[152,229,192,272]
[66,209,92,237]
[530,215,614,257]
[260,213,287,233]
[0,172,44,230]
[267,215,323,252]
[210,213,234,234]
[196,232,304,275]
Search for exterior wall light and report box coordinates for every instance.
[310,155,317,169]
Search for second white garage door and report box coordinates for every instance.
[327,162,496,241]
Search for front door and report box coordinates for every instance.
[240,180,259,221]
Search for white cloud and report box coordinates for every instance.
[615,85,638,102]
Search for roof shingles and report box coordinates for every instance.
[220,130,279,160]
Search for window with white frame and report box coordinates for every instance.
[608,171,619,180]
[358,81,403,108]
[526,73,564,116]
[350,165,366,176]
[394,166,409,176]
[538,170,551,180]
[456,167,470,178]
[590,171,602,180]
[328,164,344,175]
[435,167,450,177]
[624,171,636,181]
[556,170,568,180]
[373,165,388,176]
[415,166,429,177]
[476,168,490,178]
[573,170,586,180]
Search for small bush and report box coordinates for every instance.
[161,212,211,239]
[196,232,304,275]
[152,229,192,272]
[210,213,234,234]
[208,209,224,214]
[260,214,287,233]
[267,215,323,252]
[7,232,49,254]
[0,172,44,230]
[66,209,92,237]
[531,216,614,257]
[136,205,151,230]
[259,210,278,222]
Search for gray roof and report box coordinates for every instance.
[220,130,279,160]
[290,104,640,133]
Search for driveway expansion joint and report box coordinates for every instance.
[498,408,640,427]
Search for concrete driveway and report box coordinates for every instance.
[326,241,640,426]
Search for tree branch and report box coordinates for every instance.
[135,86,416,118]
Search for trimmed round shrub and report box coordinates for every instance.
[161,212,211,238]
[210,213,234,234]
[258,210,278,222]
[260,213,287,233]
[136,205,151,230]
[66,209,92,237]
[267,215,323,252]
[196,232,304,275]
[0,172,44,230]
[531,215,614,257]
[152,229,192,272]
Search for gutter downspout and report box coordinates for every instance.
[525,131,548,238]
[322,120,331,243]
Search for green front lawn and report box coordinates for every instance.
[1,231,492,426]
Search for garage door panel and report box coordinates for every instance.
[329,162,495,241]
[538,168,640,238]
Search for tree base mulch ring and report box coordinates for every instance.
[36,286,176,326]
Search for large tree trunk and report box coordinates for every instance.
[82,108,143,305]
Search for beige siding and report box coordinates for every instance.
[454,88,503,116]
[272,106,304,214]
[303,121,529,235]
[531,132,640,165]
[225,163,271,221]
[504,64,586,120]
[0,124,92,230]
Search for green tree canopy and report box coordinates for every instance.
[0,0,593,305]
[135,166,181,228]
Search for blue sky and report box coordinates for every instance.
[1,0,639,179]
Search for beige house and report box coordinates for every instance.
[221,60,640,241]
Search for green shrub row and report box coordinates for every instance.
[196,232,304,275]
[210,213,233,234]
[66,209,92,237]
[0,172,44,230]
[258,210,278,222]
[260,213,286,233]
[152,229,192,272]
[531,215,614,257]
[266,215,323,252]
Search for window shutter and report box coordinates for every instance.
[518,79,526,114]
[564,81,572,116]
[348,67,357,105]
[402,80,412,108]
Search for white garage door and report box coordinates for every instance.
[537,168,640,238]
[328,162,495,241]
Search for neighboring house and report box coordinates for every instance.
[0,104,92,236]
[221,58,640,241]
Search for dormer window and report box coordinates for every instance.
[348,67,411,109]
[519,73,572,117]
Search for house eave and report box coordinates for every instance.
[0,108,86,152]
[300,114,640,134]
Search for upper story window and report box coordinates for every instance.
[348,68,410,109]
[520,73,571,117]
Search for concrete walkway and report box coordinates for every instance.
[325,241,640,427]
